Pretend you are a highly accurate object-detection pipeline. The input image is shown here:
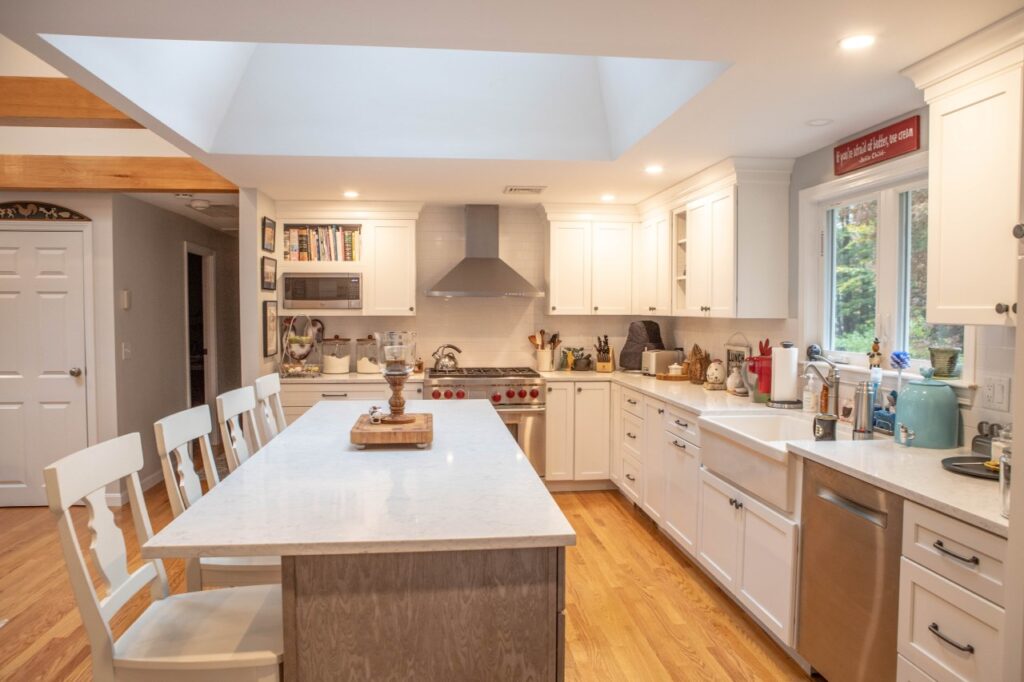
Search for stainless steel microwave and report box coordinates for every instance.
[283,273,362,309]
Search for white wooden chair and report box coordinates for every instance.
[253,373,287,443]
[155,406,281,592]
[216,386,263,472]
[44,433,282,681]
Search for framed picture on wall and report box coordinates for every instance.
[262,217,276,253]
[725,343,751,379]
[261,256,277,291]
[263,300,279,357]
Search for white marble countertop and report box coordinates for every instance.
[282,372,424,384]
[788,439,1008,538]
[143,400,576,558]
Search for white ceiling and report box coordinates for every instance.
[2,1,1022,204]
[131,192,239,232]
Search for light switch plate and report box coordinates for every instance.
[980,375,1011,412]
[121,341,132,361]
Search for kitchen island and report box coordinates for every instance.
[143,400,575,681]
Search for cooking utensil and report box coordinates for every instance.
[528,334,538,349]
[539,329,546,350]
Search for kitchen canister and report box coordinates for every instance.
[894,368,959,448]
[536,348,553,372]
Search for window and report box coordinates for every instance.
[822,182,965,372]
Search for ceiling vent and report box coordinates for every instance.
[502,185,546,195]
[188,201,239,219]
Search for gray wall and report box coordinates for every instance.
[111,195,239,484]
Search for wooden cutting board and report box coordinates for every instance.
[351,413,433,449]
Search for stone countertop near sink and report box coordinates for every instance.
[539,370,766,415]
[282,372,424,384]
[788,439,1008,538]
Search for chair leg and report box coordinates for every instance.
[185,558,203,592]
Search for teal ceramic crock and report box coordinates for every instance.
[894,368,959,449]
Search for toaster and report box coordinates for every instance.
[641,349,682,376]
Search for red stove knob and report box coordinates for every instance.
[492,393,502,403]
[518,389,527,398]
[431,389,441,399]
[443,389,453,399]
[455,389,466,399]
[530,388,540,398]
[506,389,516,399]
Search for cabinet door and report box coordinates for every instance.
[609,383,622,483]
[365,221,416,315]
[663,435,700,555]
[641,400,667,523]
[590,222,633,315]
[548,221,591,315]
[683,198,711,316]
[737,493,798,646]
[708,188,737,318]
[544,382,574,481]
[634,217,672,315]
[698,468,743,591]
[928,66,1022,325]
[573,383,610,479]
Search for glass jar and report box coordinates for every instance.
[375,331,417,375]
[322,337,352,374]
[355,336,379,374]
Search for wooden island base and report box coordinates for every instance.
[282,546,565,681]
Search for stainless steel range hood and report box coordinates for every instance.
[426,205,543,298]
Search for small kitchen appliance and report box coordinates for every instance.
[283,272,362,309]
[619,320,664,371]
[894,368,958,449]
[642,349,682,376]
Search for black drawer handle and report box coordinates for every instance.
[728,497,743,509]
[671,439,686,450]
[674,419,689,429]
[625,473,636,482]
[626,398,638,405]
[626,432,637,439]
[658,408,665,414]
[321,393,349,398]
[933,539,980,565]
[928,622,974,654]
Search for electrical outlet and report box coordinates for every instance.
[121,342,132,361]
[980,375,1011,412]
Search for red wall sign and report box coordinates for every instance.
[833,115,921,176]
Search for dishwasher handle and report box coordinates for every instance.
[816,487,888,528]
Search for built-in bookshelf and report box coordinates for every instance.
[283,224,362,262]
[673,210,687,313]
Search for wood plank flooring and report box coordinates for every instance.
[0,487,807,681]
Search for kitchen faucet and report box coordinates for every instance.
[807,355,840,416]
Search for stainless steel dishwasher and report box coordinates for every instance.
[797,460,904,682]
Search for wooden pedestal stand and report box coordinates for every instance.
[351,367,433,449]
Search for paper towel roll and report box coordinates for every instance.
[771,344,799,402]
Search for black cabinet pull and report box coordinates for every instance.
[321,393,349,398]
[625,473,636,482]
[675,419,689,429]
[671,439,686,450]
[626,432,637,439]
[933,539,980,565]
[1013,223,1024,239]
[996,302,1011,314]
[627,398,638,405]
[928,622,974,654]
[657,408,665,414]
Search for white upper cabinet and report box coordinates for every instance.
[633,216,672,315]
[903,22,1024,326]
[661,159,791,319]
[364,220,417,316]
[545,208,637,316]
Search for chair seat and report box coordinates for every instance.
[114,584,282,671]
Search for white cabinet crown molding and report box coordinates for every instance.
[901,9,1024,92]
[637,157,794,215]
[542,203,639,223]
[274,200,423,222]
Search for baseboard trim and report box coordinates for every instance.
[105,468,164,507]
[545,479,617,493]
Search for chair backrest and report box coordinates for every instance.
[253,373,287,442]
[216,386,263,471]
[44,433,169,678]
[154,405,221,517]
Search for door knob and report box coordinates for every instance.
[996,303,1011,314]
[1014,223,1024,239]
[69,367,82,377]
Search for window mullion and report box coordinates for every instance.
[875,189,900,357]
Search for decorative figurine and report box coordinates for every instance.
[704,359,727,391]
[726,366,748,396]
[868,337,883,369]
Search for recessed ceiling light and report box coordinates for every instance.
[644,164,664,175]
[343,190,360,199]
[806,118,834,127]
[839,34,876,51]
[601,193,616,202]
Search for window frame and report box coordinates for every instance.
[797,151,976,384]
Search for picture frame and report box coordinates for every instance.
[724,343,751,379]
[261,256,277,291]
[262,216,276,253]
[263,300,278,357]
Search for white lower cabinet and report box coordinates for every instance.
[662,433,699,554]
[898,654,935,682]
[280,381,422,424]
[620,455,642,503]
[697,468,743,590]
[641,400,667,523]
[544,381,610,481]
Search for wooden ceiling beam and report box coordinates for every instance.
[0,76,142,128]
[0,155,237,192]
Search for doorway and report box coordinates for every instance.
[183,243,217,411]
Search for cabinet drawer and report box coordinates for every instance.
[903,502,1006,606]
[898,558,1003,682]
[898,655,936,682]
[621,410,644,459]
[621,455,641,503]
[664,405,700,446]
[621,387,644,417]
[281,383,386,407]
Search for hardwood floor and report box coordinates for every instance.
[0,487,806,681]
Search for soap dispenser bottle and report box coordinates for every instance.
[802,373,819,412]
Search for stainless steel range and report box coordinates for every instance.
[425,367,546,476]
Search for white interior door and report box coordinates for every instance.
[0,230,88,506]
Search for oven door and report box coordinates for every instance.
[494,405,545,477]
